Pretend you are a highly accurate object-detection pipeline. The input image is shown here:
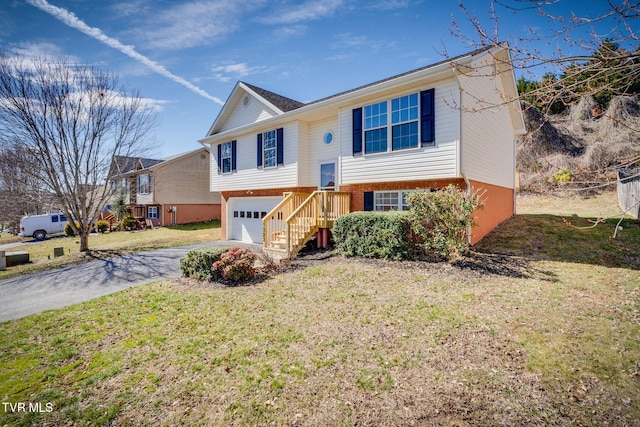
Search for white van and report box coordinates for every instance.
[19,213,68,240]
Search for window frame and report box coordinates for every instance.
[355,88,435,156]
[147,206,159,219]
[262,130,277,169]
[391,93,419,151]
[373,190,414,211]
[221,141,233,174]
[137,174,152,194]
[363,101,388,154]
[363,94,421,155]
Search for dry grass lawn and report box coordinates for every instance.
[0,192,638,426]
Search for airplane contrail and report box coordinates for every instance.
[26,0,224,105]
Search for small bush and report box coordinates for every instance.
[180,247,230,281]
[212,247,257,283]
[332,211,411,260]
[406,186,484,259]
[120,215,140,231]
[64,221,80,237]
[95,220,109,234]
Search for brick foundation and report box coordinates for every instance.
[467,180,515,244]
[161,204,221,226]
[340,178,466,211]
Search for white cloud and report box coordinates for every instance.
[273,25,308,40]
[366,0,419,11]
[142,1,246,50]
[24,0,224,105]
[330,33,369,49]
[8,41,76,61]
[211,62,270,83]
[259,0,346,25]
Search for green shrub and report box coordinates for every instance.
[64,221,80,237]
[179,247,230,282]
[95,220,109,234]
[548,168,573,185]
[120,215,140,231]
[406,185,484,259]
[212,247,257,283]
[332,211,411,260]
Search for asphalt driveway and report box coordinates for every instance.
[0,241,261,322]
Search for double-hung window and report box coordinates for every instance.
[353,88,434,155]
[364,101,388,154]
[147,206,158,219]
[137,174,152,194]
[391,94,419,150]
[263,130,277,168]
[257,128,284,168]
[221,141,232,173]
[217,141,236,174]
[374,191,413,211]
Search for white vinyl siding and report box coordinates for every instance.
[340,79,460,185]
[458,57,516,189]
[210,123,299,192]
[219,93,279,133]
[302,118,340,188]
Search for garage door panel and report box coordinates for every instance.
[228,197,280,243]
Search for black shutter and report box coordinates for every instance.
[352,107,363,155]
[217,144,222,174]
[363,191,374,211]
[276,128,284,165]
[420,89,435,145]
[257,133,263,167]
[231,140,237,171]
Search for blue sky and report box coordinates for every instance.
[0,0,631,157]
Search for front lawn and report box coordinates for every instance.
[1,192,638,425]
[1,255,638,426]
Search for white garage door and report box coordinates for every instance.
[228,197,281,243]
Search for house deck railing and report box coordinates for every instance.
[263,191,350,258]
[262,192,311,249]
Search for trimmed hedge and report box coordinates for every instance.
[332,211,411,261]
[179,247,230,282]
[332,187,484,261]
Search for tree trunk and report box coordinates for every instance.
[79,231,90,252]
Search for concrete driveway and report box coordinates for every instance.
[0,241,261,322]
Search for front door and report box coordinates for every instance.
[320,162,336,190]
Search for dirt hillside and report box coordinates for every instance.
[517,95,640,192]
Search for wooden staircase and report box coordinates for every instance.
[263,191,350,260]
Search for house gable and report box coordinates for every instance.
[206,82,304,136]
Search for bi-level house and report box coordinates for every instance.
[200,45,526,257]
[109,147,221,227]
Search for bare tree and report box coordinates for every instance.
[0,144,50,230]
[0,54,156,251]
[450,0,639,112]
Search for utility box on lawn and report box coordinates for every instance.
[0,251,5,271]
[6,251,30,267]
